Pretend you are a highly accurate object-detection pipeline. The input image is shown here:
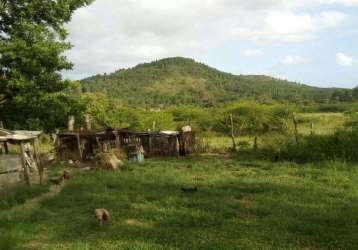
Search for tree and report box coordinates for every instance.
[353,87,358,100]
[0,0,93,129]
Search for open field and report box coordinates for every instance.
[203,112,348,150]
[1,156,358,250]
[296,113,348,135]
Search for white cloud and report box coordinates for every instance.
[280,55,312,65]
[336,52,353,66]
[231,11,348,42]
[63,0,353,78]
[243,49,263,57]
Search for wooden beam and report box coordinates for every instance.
[76,133,83,160]
[20,143,31,186]
[3,142,9,154]
[114,131,120,149]
[148,135,152,156]
[33,139,43,184]
[96,136,102,153]
[68,115,75,131]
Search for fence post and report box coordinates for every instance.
[230,114,236,151]
[68,116,75,131]
[20,143,31,186]
[310,122,314,136]
[253,136,258,151]
[293,115,299,145]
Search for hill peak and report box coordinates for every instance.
[81,57,335,107]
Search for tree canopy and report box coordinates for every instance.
[0,0,92,130]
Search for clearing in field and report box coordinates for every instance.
[1,155,358,250]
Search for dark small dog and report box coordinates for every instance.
[181,187,198,193]
[62,170,71,180]
[49,176,64,185]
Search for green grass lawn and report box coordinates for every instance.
[1,156,358,250]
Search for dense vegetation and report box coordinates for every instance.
[0,0,93,130]
[81,57,337,107]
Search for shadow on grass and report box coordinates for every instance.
[1,159,358,249]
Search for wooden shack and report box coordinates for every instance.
[0,129,43,186]
[56,115,198,162]
[56,128,198,162]
[56,129,120,162]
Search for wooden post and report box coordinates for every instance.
[0,121,8,154]
[76,133,83,160]
[96,136,102,153]
[230,114,236,151]
[152,121,156,132]
[3,142,9,154]
[68,115,75,131]
[33,139,43,184]
[114,131,120,149]
[148,134,152,156]
[293,115,299,145]
[20,143,31,186]
[310,122,314,136]
[176,137,180,158]
[84,114,91,131]
[253,136,258,151]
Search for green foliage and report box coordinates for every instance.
[0,0,93,131]
[168,106,213,132]
[80,92,142,130]
[281,130,358,162]
[139,111,176,131]
[0,93,84,132]
[81,57,335,107]
[214,102,294,136]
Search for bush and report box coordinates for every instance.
[280,129,358,162]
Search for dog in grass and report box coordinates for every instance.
[95,208,110,226]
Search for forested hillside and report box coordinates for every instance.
[81,57,336,107]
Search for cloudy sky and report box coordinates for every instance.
[64,0,358,88]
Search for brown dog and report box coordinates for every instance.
[95,208,110,226]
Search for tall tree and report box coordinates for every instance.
[0,0,92,129]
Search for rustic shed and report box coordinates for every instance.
[0,129,43,186]
[56,129,120,162]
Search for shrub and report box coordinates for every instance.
[280,129,358,162]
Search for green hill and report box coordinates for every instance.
[81,57,335,107]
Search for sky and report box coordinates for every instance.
[64,0,358,88]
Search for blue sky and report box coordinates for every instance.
[65,0,358,88]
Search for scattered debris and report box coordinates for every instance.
[99,152,123,171]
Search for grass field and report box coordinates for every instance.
[1,156,358,250]
[296,112,347,135]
